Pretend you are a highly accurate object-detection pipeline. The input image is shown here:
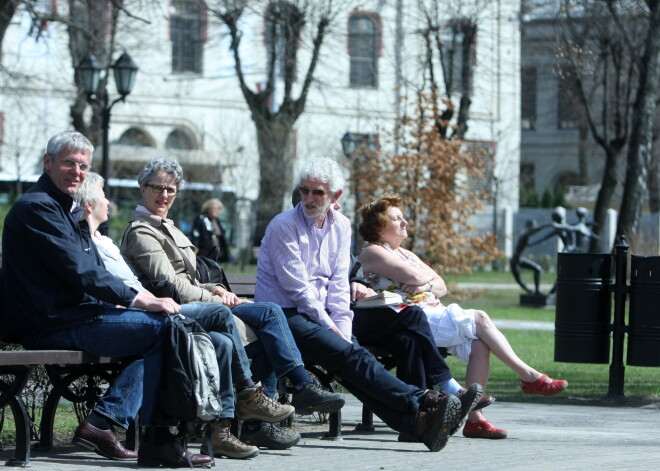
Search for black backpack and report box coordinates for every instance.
[196,256,231,288]
[157,315,221,424]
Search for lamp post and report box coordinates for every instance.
[341,132,377,250]
[76,51,138,183]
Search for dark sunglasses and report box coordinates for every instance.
[298,186,327,197]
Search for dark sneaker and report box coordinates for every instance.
[415,391,462,452]
[236,382,295,422]
[291,382,345,415]
[200,420,259,460]
[240,422,301,450]
[451,384,483,434]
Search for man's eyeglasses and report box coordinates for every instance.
[58,158,90,173]
[298,186,327,197]
[145,184,178,195]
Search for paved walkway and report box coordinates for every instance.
[3,394,658,470]
[4,293,654,470]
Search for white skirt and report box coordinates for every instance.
[424,303,478,362]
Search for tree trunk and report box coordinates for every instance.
[590,146,620,252]
[0,0,19,63]
[617,1,660,243]
[254,117,294,244]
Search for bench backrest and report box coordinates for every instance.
[226,273,256,298]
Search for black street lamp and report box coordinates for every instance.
[76,51,138,182]
[341,132,378,250]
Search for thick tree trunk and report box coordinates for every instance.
[253,117,294,244]
[617,1,660,243]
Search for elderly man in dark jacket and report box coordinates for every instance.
[1,131,211,468]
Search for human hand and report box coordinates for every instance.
[213,286,242,308]
[134,292,180,316]
[330,326,353,343]
[399,283,427,295]
[351,282,377,301]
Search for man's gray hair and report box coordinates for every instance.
[46,131,94,161]
[297,157,344,193]
[74,172,104,208]
[137,157,184,187]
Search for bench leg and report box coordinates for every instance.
[5,394,32,467]
[38,388,62,450]
[323,409,342,440]
[355,404,375,432]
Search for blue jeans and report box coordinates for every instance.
[179,302,247,418]
[352,305,453,390]
[21,306,167,428]
[233,302,305,397]
[282,308,424,438]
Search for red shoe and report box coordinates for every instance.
[463,420,507,439]
[521,374,568,396]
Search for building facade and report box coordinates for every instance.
[0,0,521,253]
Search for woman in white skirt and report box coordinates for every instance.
[358,194,568,439]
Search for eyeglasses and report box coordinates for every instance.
[145,184,178,195]
[58,157,90,173]
[298,186,327,197]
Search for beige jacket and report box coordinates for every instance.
[120,209,256,344]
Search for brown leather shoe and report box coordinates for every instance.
[73,420,137,461]
[456,387,494,411]
[137,435,213,468]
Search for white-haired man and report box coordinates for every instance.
[255,156,482,452]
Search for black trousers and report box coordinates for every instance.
[352,305,452,390]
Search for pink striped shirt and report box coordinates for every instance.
[255,203,354,337]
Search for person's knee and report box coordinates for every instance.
[474,310,493,328]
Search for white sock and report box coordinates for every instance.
[436,378,462,394]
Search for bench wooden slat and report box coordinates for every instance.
[226,273,257,298]
[0,350,118,366]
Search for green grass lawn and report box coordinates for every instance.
[441,282,660,407]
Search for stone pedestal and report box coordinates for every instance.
[520,292,553,307]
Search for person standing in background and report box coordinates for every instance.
[192,198,230,262]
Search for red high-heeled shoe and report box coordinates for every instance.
[463,419,507,439]
[521,374,568,396]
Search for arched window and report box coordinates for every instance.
[166,128,197,150]
[170,0,206,73]
[117,128,155,147]
[348,13,380,87]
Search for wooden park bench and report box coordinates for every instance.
[0,344,130,467]
[225,272,393,440]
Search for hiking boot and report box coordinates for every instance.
[200,420,259,460]
[240,421,301,450]
[291,382,345,415]
[423,385,481,436]
[415,390,462,452]
[236,382,295,422]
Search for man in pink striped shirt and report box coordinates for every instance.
[255,156,481,452]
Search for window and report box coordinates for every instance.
[441,19,476,95]
[170,0,206,74]
[166,128,197,150]
[522,67,537,130]
[557,66,582,129]
[348,13,380,87]
[264,2,302,81]
[118,128,155,147]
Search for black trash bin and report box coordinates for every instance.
[554,252,613,363]
[627,255,660,367]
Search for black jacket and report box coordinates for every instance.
[1,174,136,340]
